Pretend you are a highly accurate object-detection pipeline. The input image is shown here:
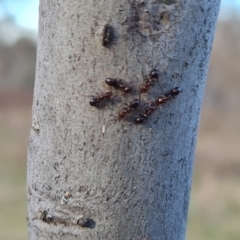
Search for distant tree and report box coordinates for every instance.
[0,38,36,87]
[28,0,220,239]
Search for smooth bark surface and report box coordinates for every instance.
[28,0,220,239]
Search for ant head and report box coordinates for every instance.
[149,69,160,79]
[131,99,140,108]
[105,78,117,86]
[135,117,145,124]
[172,87,181,96]
[89,99,98,106]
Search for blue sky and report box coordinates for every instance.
[0,0,240,31]
[0,0,39,30]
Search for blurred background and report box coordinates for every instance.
[0,0,239,239]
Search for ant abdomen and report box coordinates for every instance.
[89,92,113,107]
[105,78,132,93]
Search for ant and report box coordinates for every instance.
[148,69,160,79]
[135,102,156,124]
[155,87,181,105]
[155,95,169,105]
[118,99,140,120]
[139,69,160,93]
[89,91,113,107]
[135,87,181,124]
[165,87,181,99]
[105,78,132,93]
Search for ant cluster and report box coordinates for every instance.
[135,87,181,124]
[89,69,181,124]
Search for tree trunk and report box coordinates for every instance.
[27,0,220,239]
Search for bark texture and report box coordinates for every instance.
[28,0,220,239]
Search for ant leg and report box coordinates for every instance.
[107,114,118,123]
[160,82,167,92]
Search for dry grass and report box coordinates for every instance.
[0,90,32,240]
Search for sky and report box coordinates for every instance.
[0,0,240,32]
[0,0,39,30]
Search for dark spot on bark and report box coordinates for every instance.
[160,12,169,24]
[162,0,175,4]
[36,100,39,106]
[77,217,95,228]
[39,210,54,223]
[102,24,114,47]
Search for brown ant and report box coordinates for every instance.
[155,87,181,105]
[135,102,157,124]
[139,69,160,93]
[136,87,181,124]
[105,78,132,93]
[89,91,113,107]
[155,95,169,105]
[118,99,140,120]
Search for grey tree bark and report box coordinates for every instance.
[27,0,220,239]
